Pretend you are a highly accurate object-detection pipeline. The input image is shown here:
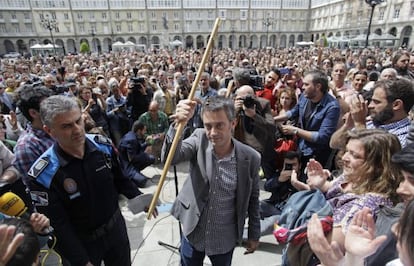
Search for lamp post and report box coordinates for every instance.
[40,13,58,56]
[230,25,236,49]
[365,0,384,48]
[263,17,273,47]
[90,29,96,53]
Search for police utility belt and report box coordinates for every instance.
[79,208,122,242]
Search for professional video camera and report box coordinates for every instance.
[249,75,263,91]
[130,67,145,90]
[54,84,69,95]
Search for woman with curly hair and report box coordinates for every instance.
[292,129,402,256]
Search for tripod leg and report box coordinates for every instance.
[158,165,182,251]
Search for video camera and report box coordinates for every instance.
[130,67,145,90]
[49,84,68,95]
[249,75,263,91]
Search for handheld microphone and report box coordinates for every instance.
[0,192,53,234]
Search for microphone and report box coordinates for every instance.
[0,192,53,234]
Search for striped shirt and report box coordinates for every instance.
[188,148,238,255]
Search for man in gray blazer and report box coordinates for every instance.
[162,96,261,266]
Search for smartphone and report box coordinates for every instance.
[284,163,293,171]
[279,67,291,75]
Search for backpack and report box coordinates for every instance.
[274,189,333,266]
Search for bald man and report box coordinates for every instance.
[234,85,277,179]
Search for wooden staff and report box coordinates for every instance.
[225,79,235,98]
[146,18,221,219]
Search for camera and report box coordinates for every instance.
[249,75,263,91]
[243,95,256,109]
[129,67,145,90]
[53,85,69,95]
[284,163,293,171]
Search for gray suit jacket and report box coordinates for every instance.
[161,127,261,243]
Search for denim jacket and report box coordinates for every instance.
[286,93,340,158]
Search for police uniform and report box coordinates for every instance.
[28,134,140,266]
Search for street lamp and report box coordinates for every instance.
[365,0,384,48]
[90,29,96,53]
[230,25,236,49]
[40,13,58,56]
[263,17,274,47]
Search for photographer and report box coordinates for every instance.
[78,86,109,136]
[126,69,152,121]
[106,80,129,146]
[261,151,305,218]
[234,85,278,180]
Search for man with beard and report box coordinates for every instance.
[331,78,414,149]
[274,70,340,169]
[392,51,414,80]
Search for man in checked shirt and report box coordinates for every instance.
[162,96,260,266]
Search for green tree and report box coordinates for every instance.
[79,42,90,53]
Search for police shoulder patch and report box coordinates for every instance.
[94,134,112,146]
[28,158,49,179]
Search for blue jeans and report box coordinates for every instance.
[180,236,234,266]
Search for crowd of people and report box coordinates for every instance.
[0,44,413,265]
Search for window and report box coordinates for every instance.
[128,22,133,32]
[64,13,69,20]
[51,12,56,20]
[252,21,257,31]
[152,24,157,31]
[11,13,16,20]
[174,23,179,31]
[139,23,144,32]
[79,23,85,32]
[357,11,363,22]
[127,12,132,19]
[77,13,83,20]
[151,12,156,19]
[102,12,107,20]
[379,8,385,20]
[90,13,95,20]
[116,24,121,32]
[24,12,30,20]
[219,9,226,19]
[240,10,247,20]
[0,24,6,33]
[393,5,401,19]
[115,12,120,19]
[411,1,414,16]
[174,12,179,19]
[25,23,33,32]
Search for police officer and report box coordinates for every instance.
[27,95,152,266]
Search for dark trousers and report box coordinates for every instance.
[180,236,234,266]
[83,214,131,266]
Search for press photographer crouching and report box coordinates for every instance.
[126,68,152,122]
[234,85,278,180]
[261,151,306,218]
